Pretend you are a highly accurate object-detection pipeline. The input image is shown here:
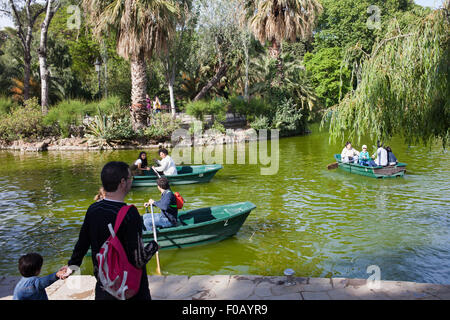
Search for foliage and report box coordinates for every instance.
[324,7,450,148]
[0,98,47,141]
[82,0,178,61]
[304,47,351,108]
[228,95,270,121]
[43,96,124,137]
[211,121,225,134]
[143,113,182,141]
[271,98,305,136]
[248,0,323,44]
[0,96,17,115]
[313,0,419,58]
[250,115,270,130]
[185,99,227,123]
[85,114,137,142]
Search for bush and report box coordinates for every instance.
[0,98,47,141]
[43,96,124,137]
[228,95,271,122]
[271,98,306,136]
[0,96,17,115]
[143,113,182,142]
[250,116,271,130]
[44,99,87,137]
[185,99,226,123]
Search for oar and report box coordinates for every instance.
[327,162,339,170]
[152,166,161,178]
[147,204,162,275]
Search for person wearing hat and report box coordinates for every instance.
[359,145,372,166]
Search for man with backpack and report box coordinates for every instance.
[143,177,183,229]
[64,161,159,300]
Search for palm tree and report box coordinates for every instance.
[82,0,178,131]
[248,0,322,82]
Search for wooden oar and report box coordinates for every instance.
[147,205,162,275]
[327,162,339,170]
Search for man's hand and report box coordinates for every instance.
[56,266,72,279]
[144,199,155,207]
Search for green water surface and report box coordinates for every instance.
[0,126,449,284]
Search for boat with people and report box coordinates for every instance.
[132,164,223,187]
[333,154,407,178]
[142,201,256,250]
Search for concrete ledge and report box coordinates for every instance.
[1,275,449,300]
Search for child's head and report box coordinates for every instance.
[18,253,43,277]
[156,177,170,192]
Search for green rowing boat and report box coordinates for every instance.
[86,202,256,256]
[143,202,256,250]
[132,164,223,187]
[334,154,407,178]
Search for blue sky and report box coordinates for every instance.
[0,0,446,29]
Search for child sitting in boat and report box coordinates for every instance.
[359,145,377,166]
[13,253,67,300]
[341,142,359,163]
[143,177,178,229]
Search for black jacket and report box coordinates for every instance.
[68,199,158,300]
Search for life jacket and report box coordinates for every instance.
[96,205,142,300]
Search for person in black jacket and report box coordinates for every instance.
[62,161,158,300]
[143,177,178,229]
[386,146,398,165]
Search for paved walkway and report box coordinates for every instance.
[1,275,449,300]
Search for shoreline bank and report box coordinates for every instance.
[1,275,449,300]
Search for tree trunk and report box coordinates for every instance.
[23,53,31,101]
[168,71,176,117]
[193,63,228,101]
[130,53,148,131]
[269,38,283,85]
[39,0,59,114]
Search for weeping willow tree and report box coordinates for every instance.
[323,3,449,148]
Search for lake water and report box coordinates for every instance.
[0,125,449,284]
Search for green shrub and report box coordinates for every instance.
[250,116,271,130]
[271,98,306,136]
[185,100,210,121]
[228,95,271,122]
[211,121,225,134]
[144,113,181,142]
[43,96,124,138]
[96,96,124,115]
[185,99,227,123]
[0,96,17,115]
[0,98,46,141]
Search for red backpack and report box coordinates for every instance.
[96,205,142,300]
[174,192,184,209]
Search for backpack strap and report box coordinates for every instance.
[113,205,134,234]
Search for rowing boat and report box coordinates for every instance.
[334,154,407,178]
[143,201,256,250]
[132,164,223,187]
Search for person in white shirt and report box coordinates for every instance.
[152,148,177,176]
[341,142,359,163]
[373,141,388,166]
